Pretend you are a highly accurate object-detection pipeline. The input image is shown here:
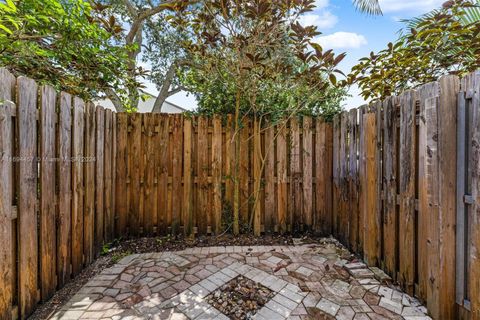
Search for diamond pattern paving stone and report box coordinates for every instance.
[51,240,432,320]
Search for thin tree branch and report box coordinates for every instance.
[126,0,178,44]
[167,85,185,96]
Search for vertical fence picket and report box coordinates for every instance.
[72,97,85,276]
[212,116,222,234]
[182,117,193,236]
[104,110,114,240]
[172,115,183,234]
[112,113,117,239]
[83,103,96,264]
[417,82,437,301]
[197,116,208,234]
[239,120,250,229]
[399,90,416,294]
[128,114,141,235]
[0,68,15,320]
[0,99,15,319]
[277,125,287,233]
[95,107,105,248]
[425,95,441,319]
[17,77,39,319]
[290,118,301,231]
[225,115,234,212]
[340,113,349,245]
[252,118,262,235]
[39,85,57,301]
[363,112,380,266]
[332,116,341,238]
[303,117,313,229]
[157,115,169,234]
[325,123,333,235]
[143,113,155,234]
[382,97,398,278]
[264,125,275,232]
[437,76,459,318]
[115,113,128,237]
[57,93,72,288]
[348,110,359,251]
[357,106,366,254]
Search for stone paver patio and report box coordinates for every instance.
[51,241,431,320]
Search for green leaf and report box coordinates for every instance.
[0,23,12,34]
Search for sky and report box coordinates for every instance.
[148,0,447,111]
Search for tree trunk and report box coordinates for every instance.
[105,88,126,112]
[251,115,262,236]
[152,61,178,113]
[233,89,241,235]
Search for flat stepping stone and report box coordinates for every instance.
[348,268,375,279]
[369,267,392,282]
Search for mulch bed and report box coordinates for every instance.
[206,276,274,319]
[29,233,327,319]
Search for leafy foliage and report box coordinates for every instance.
[173,0,348,121]
[353,0,382,15]
[181,65,346,122]
[348,0,480,101]
[0,0,136,101]
[96,0,192,112]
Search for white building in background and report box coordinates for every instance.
[95,93,187,113]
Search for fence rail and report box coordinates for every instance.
[0,68,116,319]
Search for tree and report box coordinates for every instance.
[101,0,380,112]
[353,0,382,15]
[99,0,191,112]
[348,0,480,101]
[174,0,346,235]
[0,0,135,102]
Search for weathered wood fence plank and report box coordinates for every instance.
[57,92,72,288]
[72,97,85,276]
[382,97,397,278]
[0,84,14,319]
[399,90,416,294]
[17,77,39,319]
[84,103,96,265]
[363,112,380,266]
[39,85,57,300]
[303,117,313,229]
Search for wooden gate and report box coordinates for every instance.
[456,71,480,318]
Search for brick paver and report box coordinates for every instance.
[51,239,431,320]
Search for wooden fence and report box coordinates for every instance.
[114,114,334,237]
[3,65,480,320]
[332,73,480,319]
[0,69,116,319]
